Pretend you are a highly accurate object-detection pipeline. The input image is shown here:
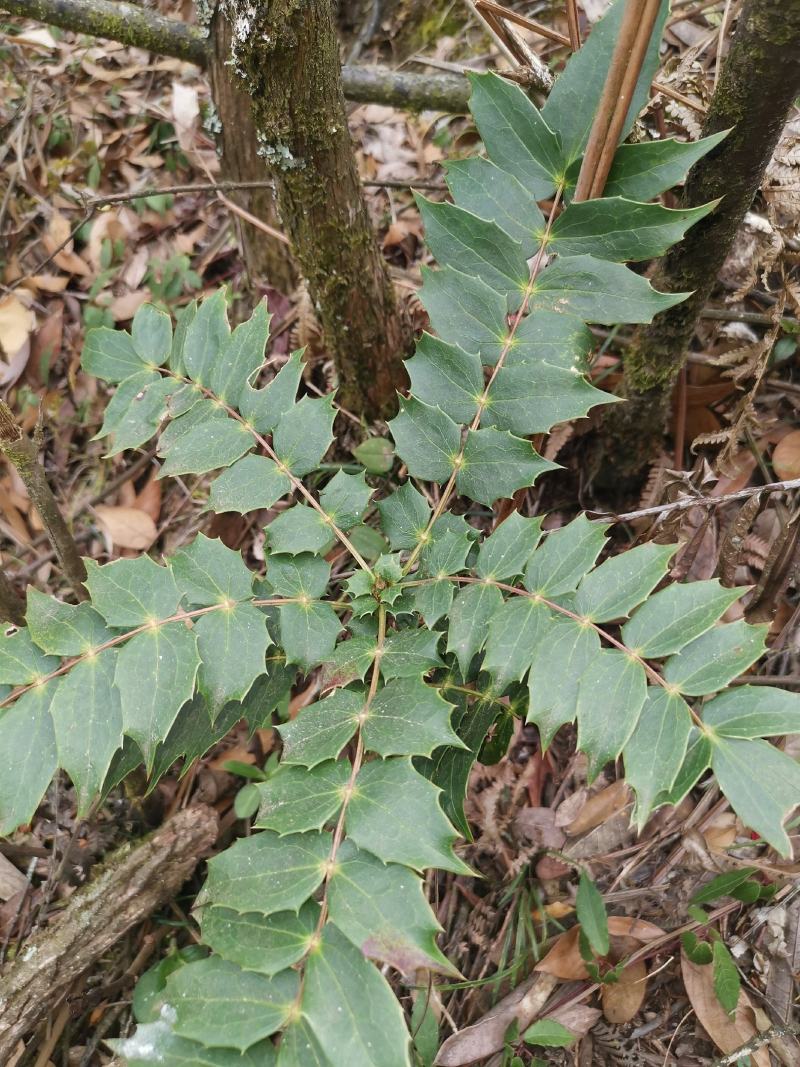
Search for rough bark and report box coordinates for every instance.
[609,0,800,470]
[0,805,218,1059]
[0,0,472,111]
[208,9,296,290]
[223,0,412,419]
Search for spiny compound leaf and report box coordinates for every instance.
[110,1022,278,1066]
[527,617,600,749]
[405,334,483,425]
[165,957,299,1049]
[25,591,113,656]
[573,541,675,622]
[194,603,271,713]
[446,582,503,677]
[171,534,255,605]
[328,840,456,975]
[662,620,768,696]
[702,686,800,738]
[115,622,200,767]
[276,1019,328,1067]
[477,513,543,581]
[621,579,743,658]
[131,303,172,366]
[380,628,443,680]
[623,688,692,828]
[157,402,253,478]
[389,396,460,484]
[549,198,716,261]
[199,830,330,916]
[416,197,529,297]
[530,255,687,325]
[82,325,148,383]
[483,596,552,691]
[445,157,545,253]
[604,131,729,201]
[364,676,463,757]
[272,395,335,477]
[377,484,432,551]
[53,651,123,817]
[254,760,349,835]
[302,923,411,1067]
[206,454,291,515]
[456,428,557,506]
[200,902,318,976]
[0,681,57,834]
[710,737,800,856]
[319,471,373,530]
[467,72,563,198]
[576,649,647,781]
[346,757,471,874]
[0,626,59,684]
[182,288,230,386]
[238,349,303,434]
[524,514,608,596]
[209,300,269,405]
[277,688,362,768]
[483,360,614,436]
[84,556,181,628]
[266,506,335,556]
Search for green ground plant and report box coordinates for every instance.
[0,3,797,1063]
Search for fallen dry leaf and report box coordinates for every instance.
[566,780,632,836]
[601,959,648,1023]
[681,952,770,1067]
[0,294,35,358]
[172,81,199,151]
[536,916,665,980]
[94,505,157,550]
[773,430,800,480]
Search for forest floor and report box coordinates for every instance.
[0,1,799,1064]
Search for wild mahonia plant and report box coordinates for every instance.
[1,4,798,1064]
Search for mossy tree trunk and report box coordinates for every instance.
[608,0,800,471]
[223,0,412,420]
[208,7,297,291]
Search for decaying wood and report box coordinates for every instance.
[0,805,218,1060]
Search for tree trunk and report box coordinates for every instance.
[208,8,296,291]
[222,0,412,420]
[607,0,800,472]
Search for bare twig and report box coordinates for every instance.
[708,1025,800,1066]
[0,402,87,600]
[590,476,800,524]
[565,0,581,50]
[573,0,642,201]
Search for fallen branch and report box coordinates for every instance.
[0,0,474,110]
[591,476,800,525]
[708,1025,800,1067]
[0,805,218,1060]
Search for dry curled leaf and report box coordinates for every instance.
[94,505,157,550]
[536,917,665,980]
[681,952,770,1067]
[772,430,800,480]
[565,780,632,836]
[601,959,648,1024]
